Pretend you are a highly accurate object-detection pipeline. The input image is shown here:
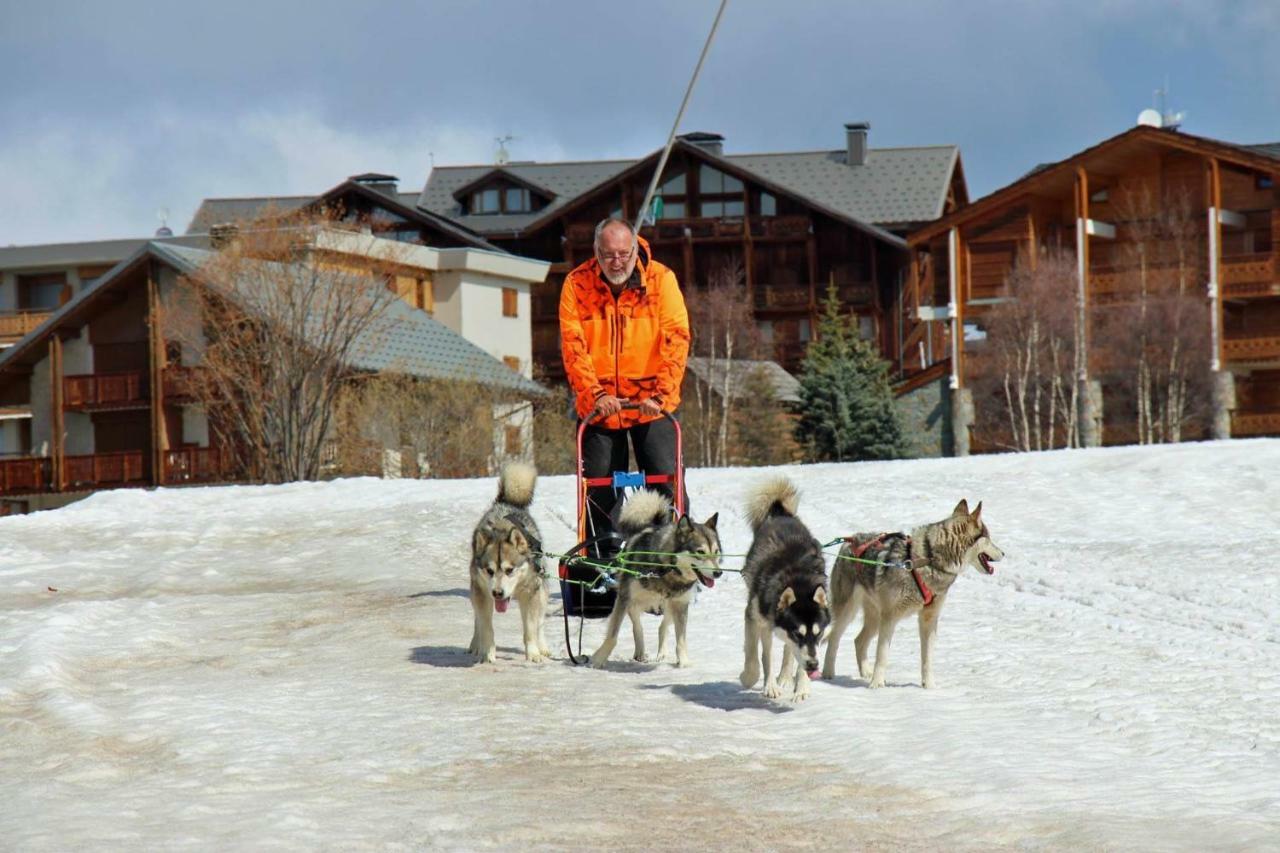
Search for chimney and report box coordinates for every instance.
[350,172,400,198]
[209,223,239,249]
[679,131,725,157]
[845,122,870,166]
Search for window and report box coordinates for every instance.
[505,187,530,213]
[504,425,523,456]
[655,170,687,220]
[502,287,518,317]
[1090,189,1109,203]
[697,164,744,219]
[471,183,539,214]
[17,273,68,310]
[1258,175,1275,189]
[759,192,777,217]
[660,201,685,219]
[473,187,500,214]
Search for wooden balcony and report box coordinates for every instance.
[1231,410,1280,437]
[1221,253,1280,298]
[64,451,147,490]
[161,365,203,399]
[64,371,148,410]
[1223,334,1280,363]
[0,456,51,495]
[753,285,811,310]
[163,446,235,483]
[0,310,53,342]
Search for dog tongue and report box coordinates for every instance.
[699,575,715,588]
[807,669,821,681]
[494,597,509,614]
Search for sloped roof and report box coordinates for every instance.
[0,234,209,270]
[1237,142,1280,160]
[685,357,800,404]
[0,242,545,398]
[187,191,422,233]
[418,144,960,235]
[152,244,544,395]
[417,159,634,234]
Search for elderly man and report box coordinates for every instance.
[559,216,691,554]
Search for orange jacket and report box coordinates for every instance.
[559,237,690,429]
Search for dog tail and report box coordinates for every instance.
[618,489,673,538]
[744,476,800,532]
[496,462,537,508]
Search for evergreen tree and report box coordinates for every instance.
[795,285,906,462]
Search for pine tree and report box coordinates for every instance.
[795,284,906,462]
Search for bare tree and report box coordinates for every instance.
[683,254,761,466]
[167,220,402,483]
[973,248,1081,451]
[1101,187,1211,443]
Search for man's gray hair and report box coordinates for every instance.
[593,216,637,249]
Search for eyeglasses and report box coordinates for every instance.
[596,247,635,263]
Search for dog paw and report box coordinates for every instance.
[476,649,496,665]
[868,675,885,689]
[791,686,811,703]
[674,656,691,669]
[739,667,760,688]
[859,663,874,679]
[525,649,546,664]
[922,677,935,689]
[821,665,836,680]
[632,653,649,663]
[763,680,783,699]
[589,653,609,670]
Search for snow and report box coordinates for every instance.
[2,439,1278,851]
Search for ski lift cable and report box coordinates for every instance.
[632,0,730,234]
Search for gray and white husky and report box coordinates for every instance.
[589,490,721,669]
[738,476,831,703]
[822,499,1003,688]
[469,462,550,664]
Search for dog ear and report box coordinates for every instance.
[677,514,693,531]
[813,585,828,608]
[971,502,983,524]
[506,525,528,549]
[952,499,969,517]
[703,512,718,531]
[776,586,796,613]
[473,527,488,555]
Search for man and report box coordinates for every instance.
[560,217,691,554]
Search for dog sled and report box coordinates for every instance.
[558,405,684,663]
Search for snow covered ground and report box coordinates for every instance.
[2,439,1278,851]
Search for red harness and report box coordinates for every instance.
[845,534,934,607]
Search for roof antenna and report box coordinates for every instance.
[1155,77,1185,131]
[155,207,173,237]
[495,135,517,166]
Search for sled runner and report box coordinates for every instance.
[558,405,684,661]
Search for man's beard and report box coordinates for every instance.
[602,267,632,286]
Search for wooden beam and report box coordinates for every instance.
[1075,167,1091,378]
[948,227,963,389]
[806,227,818,310]
[148,262,168,486]
[1208,157,1224,370]
[50,336,64,492]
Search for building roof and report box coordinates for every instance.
[0,234,209,270]
[418,143,960,235]
[0,242,545,398]
[416,159,635,235]
[684,357,800,404]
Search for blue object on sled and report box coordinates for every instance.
[611,470,646,490]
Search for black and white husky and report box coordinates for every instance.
[822,499,1003,688]
[468,462,550,664]
[589,490,721,669]
[738,476,831,702]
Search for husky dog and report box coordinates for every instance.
[823,499,1003,689]
[589,490,721,669]
[469,462,550,664]
[738,477,831,702]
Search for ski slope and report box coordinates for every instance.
[2,439,1278,850]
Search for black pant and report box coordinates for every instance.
[581,414,687,557]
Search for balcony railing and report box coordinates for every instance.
[1223,334,1280,363]
[162,447,235,483]
[0,457,51,494]
[1222,252,1279,297]
[64,451,146,490]
[0,310,53,341]
[64,371,148,410]
[1231,410,1280,437]
[753,285,811,310]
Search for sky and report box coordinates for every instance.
[2,0,1279,246]
[2,439,1277,848]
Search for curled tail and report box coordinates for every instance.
[496,462,537,508]
[618,489,673,538]
[744,476,800,533]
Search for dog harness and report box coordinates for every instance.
[845,533,935,607]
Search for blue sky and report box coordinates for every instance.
[2,0,1277,245]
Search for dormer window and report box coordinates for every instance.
[462,177,547,215]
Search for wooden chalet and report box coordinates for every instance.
[413,124,967,379]
[906,125,1280,453]
[0,234,545,513]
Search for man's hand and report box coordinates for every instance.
[638,398,663,417]
[594,395,624,418]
